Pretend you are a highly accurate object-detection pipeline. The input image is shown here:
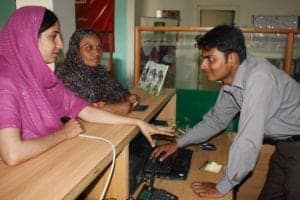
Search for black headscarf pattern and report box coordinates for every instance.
[55,29,129,103]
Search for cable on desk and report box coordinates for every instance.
[79,134,116,200]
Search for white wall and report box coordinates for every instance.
[53,0,75,53]
[127,0,135,88]
[16,0,75,53]
[16,0,53,9]
[135,0,300,27]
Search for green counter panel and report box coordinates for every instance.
[176,89,239,132]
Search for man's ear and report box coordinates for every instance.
[228,52,240,66]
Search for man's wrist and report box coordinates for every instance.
[216,177,234,194]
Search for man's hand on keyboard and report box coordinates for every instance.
[150,142,179,162]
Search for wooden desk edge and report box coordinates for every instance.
[65,88,176,199]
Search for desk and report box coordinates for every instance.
[155,133,234,200]
[133,133,234,200]
[0,88,175,200]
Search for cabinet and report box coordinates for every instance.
[134,26,300,89]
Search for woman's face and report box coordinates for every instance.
[79,34,103,67]
[38,21,63,64]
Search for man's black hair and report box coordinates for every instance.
[196,25,247,63]
[38,9,58,37]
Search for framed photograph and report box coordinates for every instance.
[162,10,180,25]
[140,15,179,88]
[139,61,169,96]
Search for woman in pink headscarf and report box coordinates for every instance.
[0,6,173,166]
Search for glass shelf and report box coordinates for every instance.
[293,34,300,82]
[135,26,300,89]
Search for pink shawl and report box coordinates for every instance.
[0,6,87,139]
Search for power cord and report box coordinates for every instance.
[79,134,116,200]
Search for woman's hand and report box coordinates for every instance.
[128,94,140,108]
[61,118,85,139]
[78,106,174,147]
[150,142,179,161]
[137,120,175,147]
[0,119,85,166]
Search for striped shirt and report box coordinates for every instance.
[176,56,300,194]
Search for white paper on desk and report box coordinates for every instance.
[203,161,222,173]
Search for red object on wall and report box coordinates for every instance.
[75,0,114,52]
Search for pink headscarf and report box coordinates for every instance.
[0,6,87,139]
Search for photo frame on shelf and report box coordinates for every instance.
[140,16,179,27]
[139,61,169,96]
[161,10,180,25]
[140,15,179,88]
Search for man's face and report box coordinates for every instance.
[200,48,236,85]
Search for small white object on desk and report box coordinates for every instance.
[203,161,222,173]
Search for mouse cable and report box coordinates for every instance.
[79,134,116,200]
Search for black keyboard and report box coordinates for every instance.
[137,185,178,200]
[144,148,193,180]
[153,153,176,174]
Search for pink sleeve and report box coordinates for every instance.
[62,86,89,118]
[0,90,21,129]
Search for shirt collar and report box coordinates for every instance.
[223,57,250,92]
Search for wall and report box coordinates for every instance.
[114,0,128,86]
[16,0,52,9]
[114,0,136,87]
[53,0,75,53]
[0,0,15,28]
[15,0,75,53]
[135,0,300,27]
[126,0,135,88]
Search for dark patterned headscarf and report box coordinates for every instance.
[55,29,129,103]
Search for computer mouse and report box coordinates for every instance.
[200,143,216,151]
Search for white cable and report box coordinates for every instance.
[79,134,116,200]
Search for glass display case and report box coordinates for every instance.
[244,33,287,69]
[134,26,300,90]
[293,34,300,82]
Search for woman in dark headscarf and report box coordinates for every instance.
[55,29,139,115]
